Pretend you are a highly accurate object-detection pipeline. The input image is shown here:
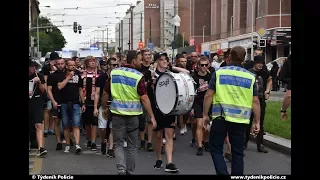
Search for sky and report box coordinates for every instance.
[39,0,137,50]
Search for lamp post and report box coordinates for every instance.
[280,0,282,27]
[172,14,181,63]
[202,26,206,43]
[249,0,254,60]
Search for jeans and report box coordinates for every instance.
[61,103,82,128]
[112,115,139,174]
[209,118,246,175]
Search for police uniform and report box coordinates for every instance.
[208,65,257,175]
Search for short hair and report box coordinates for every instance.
[107,57,117,65]
[71,56,78,61]
[182,51,187,54]
[141,49,150,56]
[126,50,137,64]
[197,56,209,66]
[230,46,246,63]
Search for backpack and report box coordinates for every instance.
[249,69,264,99]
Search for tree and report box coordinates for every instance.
[170,33,189,49]
[32,16,67,55]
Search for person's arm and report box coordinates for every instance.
[138,78,155,120]
[281,90,291,111]
[171,66,190,74]
[38,75,46,94]
[101,79,111,110]
[266,76,272,93]
[94,87,100,110]
[252,82,261,124]
[203,72,216,116]
[78,77,85,105]
[57,74,72,90]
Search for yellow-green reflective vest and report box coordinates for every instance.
[212,66,256,124]
[110,67,143,116]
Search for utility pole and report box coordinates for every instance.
[149,18,152,43]
[140,13,143,41]
[121,20,123,51]
[118,23,121,52]
[37,17,40,53]
[128,18,131,50]
[106,28,109,54]
[102,30,105,53]
[130,6,134,50]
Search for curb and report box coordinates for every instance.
[249,133,291,156]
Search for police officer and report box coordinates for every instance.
[202,46,261,175]
[101,50,156,175]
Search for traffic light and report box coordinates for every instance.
[73,22,78,33]
[34,38,38,47]
[259,39,266,47]
[78,25,82,34]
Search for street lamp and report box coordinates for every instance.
[202,26,206,43]
[279,0,282,27]
[172,14,181,63]
[249,0,254,60]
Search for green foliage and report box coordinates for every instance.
[32,16,67,55]
[171,33,189,49]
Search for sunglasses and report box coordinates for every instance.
[199,64,209,67]
[100,63,107,66]
[111,64,119,67]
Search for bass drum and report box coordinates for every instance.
[155,72,196,115]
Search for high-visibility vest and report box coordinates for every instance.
[110,67,143,116]
[212,66,256,124]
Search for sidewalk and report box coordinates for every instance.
[250,133,291,156]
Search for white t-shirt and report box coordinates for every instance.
[211,61,224,70]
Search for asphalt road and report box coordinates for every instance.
[32,128,291,175]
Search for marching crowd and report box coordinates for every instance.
[29,46,291,175]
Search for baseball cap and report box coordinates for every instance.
[254,55,265,64]
[50,52,60,60]
[217,49,224,55]
[154,52,168,61]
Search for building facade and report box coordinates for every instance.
[201,0,291,62]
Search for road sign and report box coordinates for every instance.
[257,28,266,37]
[148,42,154,51]
[259,39,266,47]
[138,41,144,50]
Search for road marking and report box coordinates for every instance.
[30,137,46,174]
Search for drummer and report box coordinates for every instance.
[151,52,188,173]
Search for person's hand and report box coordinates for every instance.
[68,71,75,78]
[33,77,40,83]
[52,101,58,109]
[93,108,99,117]
[190,109,194,116]
[265,92,270,100]
[150,116,157,130]
[202,115,210,131]
[251,122,260,137]
[102,109,108,120]
[280,112,288,121]
[81,105,86,112]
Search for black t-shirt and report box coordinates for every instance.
[79,70,103,105]
[192,72,211,105]
[29,73,45,98]
[280,59,291,90]
[249,68,270,98]
[57,70,82,104]
[47,70,64,104]
[139,64,154,100]
[41,64,56,77]
[98,72,109,98]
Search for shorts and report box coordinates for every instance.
[153,109,176,131]
[98,106,108,129]
[46,100,52,110]
[193,103,203,118]
[51,105,62,119]
[82,106,98,126]
[29,98,44,124]
[61,103,82,128]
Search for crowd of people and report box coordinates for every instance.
[29,46,291,175]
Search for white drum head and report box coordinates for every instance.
[155,73,177,114]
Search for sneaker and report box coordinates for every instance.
[147,142,154,152]
[107,149,115,158]
[123,140,127,148]
[91,143,97,151]
[165,163,179,173]
[183,125,187,133]
[86,141,92,148]
[101,142,107,155]
[203,142,210,152]
[180,128,185,135]
[64,146,70,153]
[62,140,66,144]
[190,138,196,147]
[196,147,203,156]
[161,146,165,154]
[75,145,82,155]
[44,130,48,137]
[153,160,163,169]
[37,147,47,157]
[56,143,62,150]
[140,140,145,150]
